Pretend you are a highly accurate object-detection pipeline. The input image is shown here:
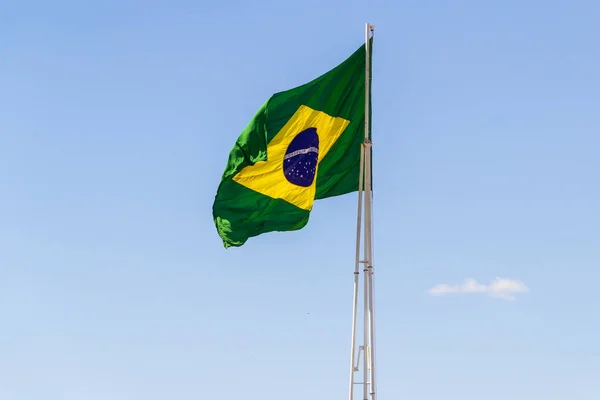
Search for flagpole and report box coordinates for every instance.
[364,22,376,400]
[349,22,375,400]
[349,126,364,400]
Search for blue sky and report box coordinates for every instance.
[1,0,599,399]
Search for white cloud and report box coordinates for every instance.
[428,278,529,301]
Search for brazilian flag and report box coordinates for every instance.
[213,39,373,248]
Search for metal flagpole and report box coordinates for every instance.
[349,123,365,400]
[350,22,375,400]
[364,22,376,400]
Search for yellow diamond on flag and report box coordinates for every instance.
[233,105,350,211]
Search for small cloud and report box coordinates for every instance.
[428,278,529,301]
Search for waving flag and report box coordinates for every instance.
[213,39,372,248]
